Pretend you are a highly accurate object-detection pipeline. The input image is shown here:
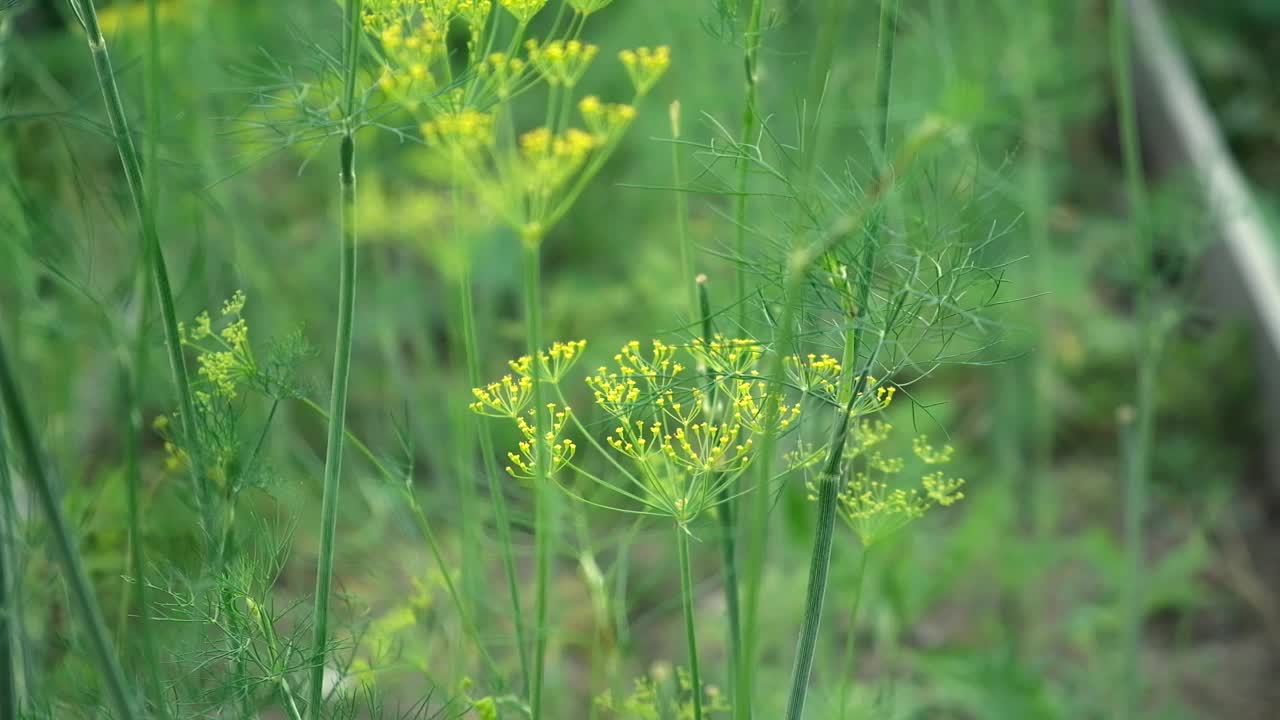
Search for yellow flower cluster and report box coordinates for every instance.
[527,39,599,87]
[499,0,549,23]
[689,334,764,378]
[421,108,495,152]
[364,1,452,98]
[509,339,588,382]
[569,0,616,15]
[579,96,637,143]
[181,291,255,400]
[585,340,802,522]
[809,424,966,546]
[476,52,530,99]
[506,404,576,480]
[786,353,843,398]
[470,374,533,418]
[619,46,671,96]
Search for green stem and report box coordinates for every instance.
[699,280,742,711]
[671,101,696,314]
[455,186,529,693]
[677,526,704,720]
[0,420,16,720]
[1112,2,1154,716]
[0,335,139,718]
[307,129,359,720]
[522,238,553,720]
[733,0,765,330]
[836,549,870,719]
[68,0,209,537]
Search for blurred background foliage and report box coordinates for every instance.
[1,0,1278,717]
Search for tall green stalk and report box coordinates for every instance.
[676,527,704,720]
[123,2,168,714]
[66,0,209,535]
[1111,2,1154,716]
[308,3,363,715]
[522,237,554,720]
[0,336,139,719]
[453,184,529,693]
[672,102,696,314]
[733,0,765,329]
[698,280,742,711]
[782,315,895,720]
[0,426,16,720]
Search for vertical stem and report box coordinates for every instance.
[1111,2,1154,716]
[457,219,530,692]
[308,1,362,712]
[677,526,704,720]
[734,0,765,330]
[0,426,15,720]
[522,238,553,720]
[783,471,839,720]
[0,336,139,719]
[671,102,696,315]
[68,0,209,537]
[699,280,742,710]
[308,122,360,720]
[836,549,869,719]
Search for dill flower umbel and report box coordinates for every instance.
[619,46,671,96]
[527,39,599,88]
[181,291,256,400]
[499,0,549,23]
[807,422,966,547]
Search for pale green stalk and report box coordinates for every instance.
[0,335,139,719]
[700,280,742,712]
[0,16,19,720]
[454,185,529,693]
[677,527,704,720]
[733,0,765,329]
[66,0,209,536]
[672,102,696,313]
[0,424,15,720]
[308,2,363,715]
[1111,2,1155,716]
[783,296,899,720]
[522,237,555,720]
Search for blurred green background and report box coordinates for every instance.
[1,0,1278,717]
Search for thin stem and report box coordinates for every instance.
[677,526,704,720]
[0,335,139,719]
[700,280,742,711]
[307,122,360,720]
[733,0,765,330]
[836,549,870,719]
[522,238,554,720]
[1112,2,1154,716]
[783,471,839,720]
[457,239,530,693]
[672,102,696,314]
[67,0,209,537]
[0,421,16,720]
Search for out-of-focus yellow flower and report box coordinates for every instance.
[619,46,671,96]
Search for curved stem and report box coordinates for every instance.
[677,526,704,720]
[0,335,139,719]
[69,0,209,538]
